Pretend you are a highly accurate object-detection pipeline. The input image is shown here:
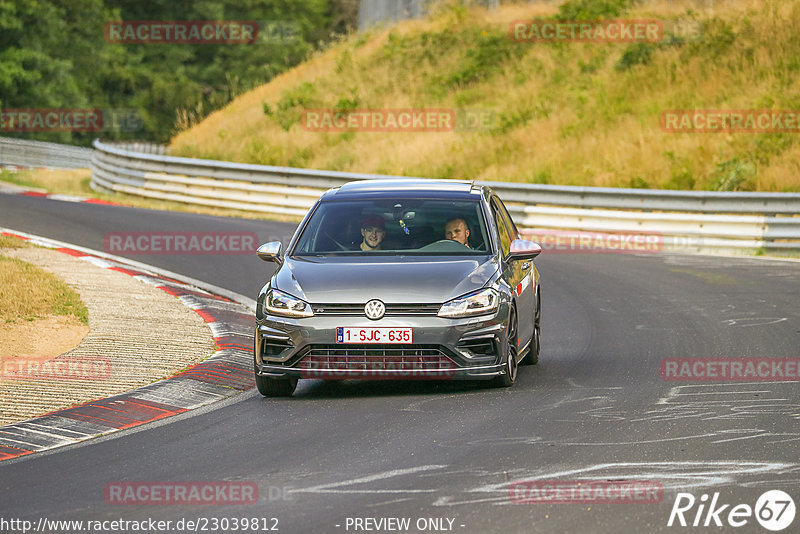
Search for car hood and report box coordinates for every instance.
[274,256,498,304]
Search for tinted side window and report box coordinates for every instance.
[491,198,511,257]
[495,197,519,240]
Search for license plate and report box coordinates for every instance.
[336,327,413,344]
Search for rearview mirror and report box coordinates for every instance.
[256,241,283,265]
[509,239,542,260]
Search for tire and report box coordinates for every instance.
[521,288,541,366]
[492,305,518,388]
[255,372,297,397]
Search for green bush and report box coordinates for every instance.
[272,82,318,131]
[667,170,696,190]
[445,32,522,88]
[712,158,756,191]
[615,42,655,71]
[334,88,360,112]
[557,0,633,20]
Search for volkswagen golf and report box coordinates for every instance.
[254,179,542,396]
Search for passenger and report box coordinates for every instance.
[359,215,386,251]
[444,217,470,247]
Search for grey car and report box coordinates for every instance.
[254,179,542,396]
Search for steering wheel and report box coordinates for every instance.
[419,239,471,251]
[322,230,351,251]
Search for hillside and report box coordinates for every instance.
[170,0,800,191]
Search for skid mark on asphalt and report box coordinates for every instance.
[284,461,798,507]
[433,461,799,506]
[400,395,470,412]
[645,383,800,423]
[435,381,800,449]
[722,317,788,327]
[565,378,623,390]
[291,465,447,495]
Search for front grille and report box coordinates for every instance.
[311,303,440,316]
[297,344,457,374]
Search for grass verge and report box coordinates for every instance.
[169,0,800,192]
[0,252,89,325]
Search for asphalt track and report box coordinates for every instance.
[0,193,798,534]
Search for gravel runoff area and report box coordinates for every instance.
[0,245,216,425]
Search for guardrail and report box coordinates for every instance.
[90,139,800,255]
[0,137,93,169]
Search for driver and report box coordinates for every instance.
[359,215,386,251]
[444,217,470,247]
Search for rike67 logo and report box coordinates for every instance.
[668,490,795,531]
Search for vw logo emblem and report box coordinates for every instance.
[364,299,385,320]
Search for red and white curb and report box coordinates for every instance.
[0,229,256,463]
[11,189,122,206]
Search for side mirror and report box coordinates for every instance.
[509,239,542,260]
[256,241,283,265]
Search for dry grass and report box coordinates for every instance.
[1,168,91,196]
[0,235,30,249]
[169,0,800,192]
[0,255,88,325]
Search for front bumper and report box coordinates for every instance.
[254,309,509,381]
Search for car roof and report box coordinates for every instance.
[321,179,484,200]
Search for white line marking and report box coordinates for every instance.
[292,465,446,495]
[80,256,113,268]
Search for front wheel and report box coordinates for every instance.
[492,306,518,388]
[255,372,297,397]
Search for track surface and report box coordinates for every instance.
[1,194,798,534]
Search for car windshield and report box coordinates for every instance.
[292,198,491,256]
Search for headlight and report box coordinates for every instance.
[438,288,499,318]
[264,289,314,318]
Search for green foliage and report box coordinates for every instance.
[712,158,756,191]
[445,31,522,88]
[615,42,655,71]
[579,52,606,74]
[751,134,792,165]
[531,170,551,184]
[628,176,650,189]
[0,0,357,144]
[667,170,696,190]
[557,0,633,21]
[334,88,360,112]
[491,107,534,135]
[683,17,736,60]
[272,82,318,130]
[288,146,314,167]
[335,49,352,73]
